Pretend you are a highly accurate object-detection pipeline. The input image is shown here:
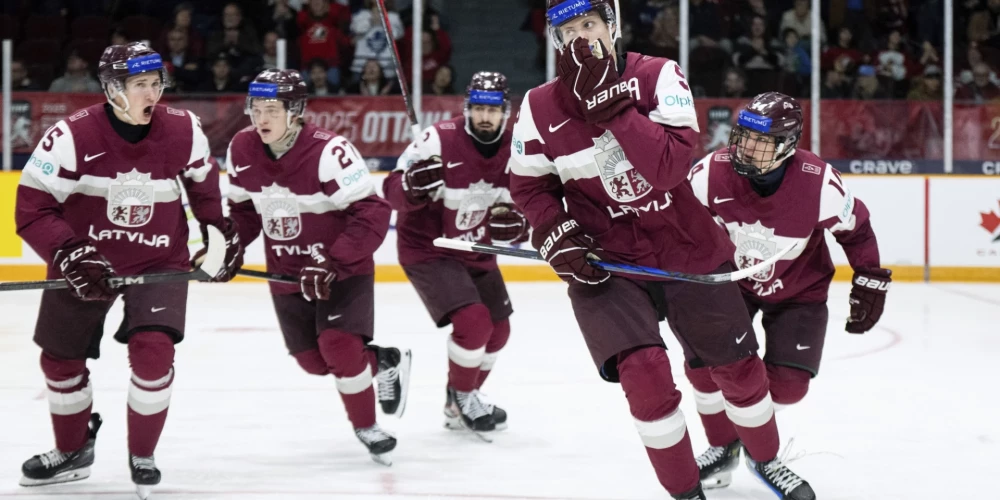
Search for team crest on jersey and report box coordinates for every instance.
[734,221,778,282]
[260,183,301,240]
[455,180,496,230]
[593,131,652,202]
[107,169,155,227]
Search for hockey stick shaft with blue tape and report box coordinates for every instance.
[432,238,797,284]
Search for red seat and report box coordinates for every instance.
[23,15,67,42]
[71,15,111,41]
[15,39,62,66]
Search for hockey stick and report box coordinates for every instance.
[236,269,298,284]
[376,0,422,140]
[432,238,799,284]
[0,225,227,292]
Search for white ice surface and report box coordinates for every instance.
[1,281,998,499]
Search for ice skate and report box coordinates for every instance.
[475,390,507,430]
[355,424,396,466]
[672,484,707,500]
[745,447,816,500]
[129,454,161,500]
[444,387,495,442]
[373,345,411,417]
[696,439,741,489]
[20,413,102,487]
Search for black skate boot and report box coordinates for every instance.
[475,390,507,430]
[672,484,707,500]
[20,413,103,487]
[373,345,412,417]
[745,447,816,500]
[355,424,397,466]
[130,455,161,500]
[444,387,496,434]
[696,439,741,489]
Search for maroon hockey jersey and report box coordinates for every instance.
[509,52,733,275]
[688,148,880,303]
[384,116,514,269]
[226,123,391,295]
[16,103,223,277]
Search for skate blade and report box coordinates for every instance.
[443,416,494,443]
[19,467,91,487]
[394,349,412,418]
[370,452,392,466]
[701,471,732,489]
[135,483,154,500]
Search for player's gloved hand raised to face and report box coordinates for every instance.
[846,267,891,333]
[556,37,634,125]
[532,215,609,285]
[299,247,336,302]
[402,155,444,204]
[488,203,530,244]
[191,217,245,282]
[54,239,118,301]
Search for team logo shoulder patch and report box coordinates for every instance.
[734,221,778,282]
[439,122,456,130]
[593,130,652,202]
[455,180,496,230]
[166,107,186,117]
[107,169,155,227]
[313,130,332,140]
[714,153,731,162]
[260,183,302,241]
[802,163,822,175]
[68,110,89,122]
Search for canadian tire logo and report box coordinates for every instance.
[980,201,1000,243]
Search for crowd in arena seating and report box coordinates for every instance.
[1,0,454,96]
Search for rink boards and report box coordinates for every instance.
[1,172,999,282]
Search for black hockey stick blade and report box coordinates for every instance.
[236,268,298,284]
[432,238,799,284]
[0,225,228,292]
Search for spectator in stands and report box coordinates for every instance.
[11,58,42,91]
[956,62,1000,102]
[821,68,851,99]
[730,0,778,41]
[345,58,398,95]
[49,49,101,93]
[779,0,825,44]
[733,16,781,70]
[298,0,352,87]
[874,30,910,85]
[111,27,129,46]
[852,64,891,99]
[262,31,281,69]
[876,0,909,37]
[908,64,943,100]
[164,28,202,92]
[689,0,731,53]
[635,5,680,61]
[428,65,455,95]
[959,43,1000,85]
[405,28,452,87]
[401,5,452,85]
[306,59,338,96]
[722,68,750,98]
[823,26,866,72]
[197,53,242,92]
[270,0,301,42]
[917,40,941,69]
[780,28,811,76]
[207,3,264,82]
[160,2,204,59]
[350,0,404,80]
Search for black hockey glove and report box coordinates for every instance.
[300,246,336,302]
[557,37,634,125]
[532,215,609,285]
[54,239,118,301]
[402,156,444,204]
[846,267,891,334]
[191,217,244,282]
[488,203,530,244]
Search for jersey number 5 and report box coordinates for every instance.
[41,126,64,152]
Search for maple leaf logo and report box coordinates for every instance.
[980,200,1000,242]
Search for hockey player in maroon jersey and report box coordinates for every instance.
[14,42,243,498]
[225,69,410,465]
[509,2,815,499]
[686,92,889,490]
[384,71,527,433]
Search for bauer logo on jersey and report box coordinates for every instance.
[593,131,652,203]
[260,183,302,241]
[107,169,155,227]
[455,180,496,231]
[734,221,779,282]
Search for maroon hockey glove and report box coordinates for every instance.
[846,267,891,334]
[488,203,530,244]
[556,38,634,125]
[54,239,118,301]
[402,156,444,204]
[191,218,244,282]
[299,246,336,302]
[532,215,609,285]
